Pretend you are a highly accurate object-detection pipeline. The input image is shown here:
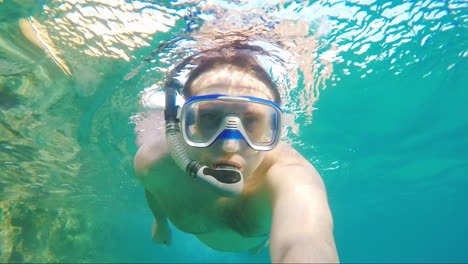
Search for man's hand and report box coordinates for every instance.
[152,219,172,246]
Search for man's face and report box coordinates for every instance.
[185,64,276,177]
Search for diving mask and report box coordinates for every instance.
[180,94,283,151]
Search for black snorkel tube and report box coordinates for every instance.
[164,80,244,197]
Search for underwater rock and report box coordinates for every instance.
[0,200,106,262]
[0,89,19,109]
[0,0,37,23]
[0,66,24,110]
[0,58,27,76]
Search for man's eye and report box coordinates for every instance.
[199,113,221,130]
[243,116,260,131]
[244,116,258,124]
[200,113,219,121]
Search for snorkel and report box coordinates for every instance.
[164,79,244,197]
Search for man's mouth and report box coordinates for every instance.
[213,161,241,171]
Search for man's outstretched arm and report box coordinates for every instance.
[267,164,339,263]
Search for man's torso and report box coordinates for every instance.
[139,143,300,252]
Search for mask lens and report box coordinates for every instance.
[181,96,281,149]
[185,101,223,142]
[240,103,278,145]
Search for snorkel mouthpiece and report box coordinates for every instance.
[164,82,244,197]
[187,161,241,184]
[186,161,243,197]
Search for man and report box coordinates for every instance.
[133,48,339,263]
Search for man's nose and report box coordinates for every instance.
[222,139,240,153]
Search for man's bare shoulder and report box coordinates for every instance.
[265,142,315,170]
[265,142,325,193]
[133,110,169,175]
[134,142,170,175]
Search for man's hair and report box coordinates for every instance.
[182,48,282,104]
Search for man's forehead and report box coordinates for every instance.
[188,64,274,100]
[198,100,268,112]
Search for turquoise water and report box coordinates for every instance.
[0,0,467,263]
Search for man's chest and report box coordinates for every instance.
[150,164,271,237]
